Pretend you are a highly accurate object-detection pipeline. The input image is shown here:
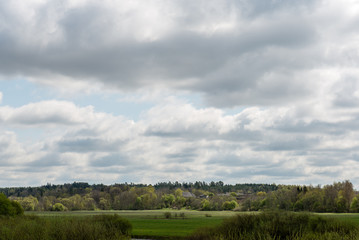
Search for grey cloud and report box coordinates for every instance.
[222,164,305,179]
[207,154,240,166]
[0,0,328,107]
[27,154,64,167]
[166,150,197,163]
[254,167,305,178]
[253,136,319,152]
[307,156,344,167]
[275,120,347,136]
[332,77,359,108]
[90,154,130,167]
[207,153,268,167]
[57,138,124,153]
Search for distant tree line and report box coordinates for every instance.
[0,181,275,211]
[1,181,358,213]
[243,180,359,213]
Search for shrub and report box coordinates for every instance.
[222,200,238,210]
[0,193,24,216]
[164,212,172,219]
[189,211,359,240]
[0,214,132,240]
[10,201,24,216]
[52,203,66,211]
[93,214,132,236]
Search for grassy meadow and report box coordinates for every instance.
[0,210,357,239]
[28,210,237,239]
[22,210,359,239]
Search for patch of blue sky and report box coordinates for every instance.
[0,78,155,120]
[73,93,155,121]
[0,78,51,107]
[7,127,47,145]
[0,78,223,121]
[224,106,247,116]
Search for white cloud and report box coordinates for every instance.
[0,100,113,127]
[1,0,359,187]
[0,0,357,107]
[1,97,359,186]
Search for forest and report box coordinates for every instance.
[0,180,357,213]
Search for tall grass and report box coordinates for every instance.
[0,214,131,240]
[188,211,359,240]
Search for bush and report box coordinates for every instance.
[0,214,132,240]
[52,203,66,211]
[93,214,132,236]
[222,200,238,210]
[0,193,24,216]
[188,211,359,240]
[164,212,172,219]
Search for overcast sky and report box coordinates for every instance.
[1,0,359,188]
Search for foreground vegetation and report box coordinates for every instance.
[30,210,236,239]
[0,193,23,216]
[2,210,359,239]
[2,204,359,239]
[0,214,132,240]
[189,211,359,240]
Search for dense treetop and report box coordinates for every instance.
[1,181,357,213]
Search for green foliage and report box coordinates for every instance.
[0,193,24,216]
[189,211,359,240]
[0,214,132,240]
[17,195,38,211]
[222,200,238,210]
[351,197,359,212]
[10,201,24,216]
[52,203,66,211]
[163,212,172,219]
[201,199,210,211]
[93,214,132,237]
[0,180,358,213]
[161,194,175,208]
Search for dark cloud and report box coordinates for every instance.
[1,0,359,187]
[0,0,326,107]
[166,150,197,163]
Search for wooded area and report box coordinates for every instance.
[1,181,357,213]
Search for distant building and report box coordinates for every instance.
[182,192,196,198]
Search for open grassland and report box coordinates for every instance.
[318,213,359,225]
[0,214,132,240]
[189,211,359,240]
[21,210,359,239]
[29,210,237,239]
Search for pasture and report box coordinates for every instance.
[23,210,359,239]
[28,210,236,239]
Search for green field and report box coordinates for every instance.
[28,210,237,239]
[26,210,359,239]
[317,213,359,225]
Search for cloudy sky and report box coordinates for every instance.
[1,0,359,188]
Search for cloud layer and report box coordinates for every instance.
[1,97,359,187]
[1,0,359,187]
[1,0,358,107]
